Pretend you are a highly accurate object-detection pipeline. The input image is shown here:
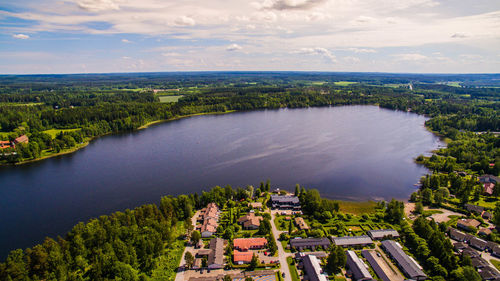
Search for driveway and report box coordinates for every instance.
[174,210,200,281]
[270,210,292,281]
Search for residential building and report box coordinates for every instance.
[233,238,267,251]
[198,203,220,238]
[448,228,467,242]
[461,247,480,258]
[345,250,373,281]
[479,175,499,196]
[207,238,225,269]
[333,236,373,247]
[233,250,254,264]
[14,135,28,145]
[270,195,300,209]
[295,217,309,230]
[367,229,399,240]
[238,212,263,230]
[453,242,467,251]
[289,237,331,251]
[479,228,492,236]
[482,211,493,220]
[362,250,392,281]
[0,140,12,149]
[469,236,487,251]
[302,254,328,281]
[479,266,500,280]
[456,218,480,231]
[464,204,485,214]
[381,240,427,280]
[471,257,489,269]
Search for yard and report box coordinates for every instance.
[158,95,184,103]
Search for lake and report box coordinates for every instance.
[0,105,442,258]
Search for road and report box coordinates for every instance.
[174,210,200,281]
[269,210,292,281]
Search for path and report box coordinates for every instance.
[269,210,292,281]
[174,210,200,281]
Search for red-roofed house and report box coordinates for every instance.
[233,250,254,264]
[233,238,267,251]
[0,140,12,149]
[14,135,28,144]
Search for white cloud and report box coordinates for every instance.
[12,34,30,39]
[347,48,377,53]
[121,39,132,43]
[174,16,196,27]
[294,47,336,62]
[76,0,121,12]
[393,53,428,61]
[226,44,243,51]
[257,0,327,11]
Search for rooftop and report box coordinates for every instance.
[367,229,400,239]
[381,240,426,280]
[302,254,328,281]
[233,238,267,251]
[333,235,373,247]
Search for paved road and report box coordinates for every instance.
[269,210,292,281]
[174,210,200,281]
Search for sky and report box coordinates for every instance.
[0,0,499,74]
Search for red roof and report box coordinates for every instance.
[233,238,267,251]
[233,250,253,263]
[14,135,28,144]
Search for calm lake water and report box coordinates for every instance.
[0,105,441,258]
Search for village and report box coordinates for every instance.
[170,178,500,281]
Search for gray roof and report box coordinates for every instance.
[367,229,400,240]
[479,175,500,184]
[449,228,467,241]
[271,195,300,204]
[208,238,224,268]
[381,240,427,280]
[469,236,487,250]
[302,254,328,281]
[465,204,485,214]
[471,257,489,268]
[461,247,480,258]
[290,237,331,248]
[333,235,373,247]
[346,250,373,280]
[479,266,500,280]
[362,250,392,281]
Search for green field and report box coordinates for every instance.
[334,81,358,86]
[42,128,81,138]
[338,201,377,215]
[286,256,300,281]
[159,95,184,103]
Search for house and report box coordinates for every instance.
[479,175,499,196]
[456,218,480,231]
[333,236,373,248]
[471,257,489,269]
[453,242,468,251]
[289,237,331,251]
[270,195,300,209]
[461,247,480,258]
[207,238,225,269]
[479,266,500,280]
[479,228,492,236]
[233,238,267,251]
[464,204,485,214]
[198,203,220,238]
[302,254,328,281]
[233,250,254,264]
[295,217,310,230]
[238,213,263,230]
[196,249,212,258]
[248,202,263,210]
[345,250,373,281]
[449,228,467,242]
[367,229,399,240]
[486,241,499,251]
[482,211,493,220]
[13,135,28,145]
[362,250,392,281]
[491,245,500,258]
[0,140,13,149]
[381,240,427,280]
[469,236,487,251]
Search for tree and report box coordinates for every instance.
[415,202,424,214]
[191,230,201,245]
[249,254,259,270]
[245,277,253,281]
[449,266,481,281]
[265,180,271,192]
[288,220,293,234]
[492,202,500,227]
[493,182,500,197]
[385,199,404,224]
[422,188,433,205]
[201,256,208,268]
[325,245,346,274]
[184,251,194,269]
[223,275,232,281]
[295,184,300,196]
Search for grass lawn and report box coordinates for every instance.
[158,95,184,103]
[43,128,81,138]
[334,81,357,86]
[286,256,300,281]
[338,201,377,215]
[491,260,500,272]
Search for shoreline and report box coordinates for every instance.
[0,110,238,166]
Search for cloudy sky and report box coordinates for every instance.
[1,0,499,74]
